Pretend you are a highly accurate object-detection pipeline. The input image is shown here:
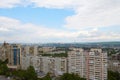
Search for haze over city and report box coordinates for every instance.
[0,0,120,43]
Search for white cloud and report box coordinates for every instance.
[29,0,120,30]
[0,0,22,8]
[0,16,120,43]
[64,0,120,30]
[30,0,81,9]
[0,27,10,32]
[0,16,78,43]
[0,0,119,30]
[0,0,120,42]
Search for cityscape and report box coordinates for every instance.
[0,0,120,80]
[0,42,120,80]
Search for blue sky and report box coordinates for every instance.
[0,0,120,43]
[0,7,74,29]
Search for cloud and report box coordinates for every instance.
[0,16,120,43]
[0,0,120,42]
[0,16,79,43]
[0,0,120,30]
[0,0,23,8]
[64,0,120,30]
[30,0,81,9]
[0,27,10,32]
[29,0,120,30]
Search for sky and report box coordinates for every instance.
[0,0,120,43]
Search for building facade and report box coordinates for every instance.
[68,48,86,78]
[8,44,21,69]
[85,49,107,80]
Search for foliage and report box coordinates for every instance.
[12,66,37,80]
[108,70,120,80]
[0,59,9,76]
[106,48,120,56]
[26,66,37,80]
[12,70,27,80]
[59,73,86,80]
[41,73,52,80]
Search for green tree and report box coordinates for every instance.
[12,70,27,80]
[108,70,120,80]
[59,73,86,80]
[11,66,37,80]
[0,60,9,75]
[26,66,37,80]
[42,73,52,80]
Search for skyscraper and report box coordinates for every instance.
[8,44,21,69]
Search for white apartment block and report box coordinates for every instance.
[85,49,107,80]
[39,57,67,76]
[22,46,38,56]
[21,55,31,70]
[54,57,67,76]
[39,57,50,74]
[68,48,85,78]
[21,55,40,71]
[21,55,67,76]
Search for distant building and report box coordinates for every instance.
[0,42,11,61]
[108,60,120,73]
[22,46,38,56]
[108,53,120,72]
[38,47,55,54]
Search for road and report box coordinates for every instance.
[0,76,10,80]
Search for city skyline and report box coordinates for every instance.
[0,0,120,43]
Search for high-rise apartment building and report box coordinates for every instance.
[85,49,107,80]
[68,48,86,78]
[68,48,107,80]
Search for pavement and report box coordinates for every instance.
[0,76,11,80]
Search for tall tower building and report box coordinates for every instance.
[85,49,107,80]
[68,48,86,78]
[8,44,21,69]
